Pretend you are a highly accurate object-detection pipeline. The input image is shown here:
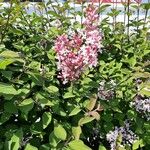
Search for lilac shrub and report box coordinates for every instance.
[0,1,150,150]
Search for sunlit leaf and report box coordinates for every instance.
[68,140,92,150]
[54,124,67,141]
[78,116,95,126]
[69,107,81,116]
[86,94,97,111]
[25,144,38,150]
[72,126,81,140]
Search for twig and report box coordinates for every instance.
[127,0,130,43]
[0,1,13,43]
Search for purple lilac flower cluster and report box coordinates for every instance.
[106,122,138,150]
[130,96,150,121]
[98,80,116,101]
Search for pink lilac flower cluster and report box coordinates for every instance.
[106,121,138,150]
[54,4,101,84]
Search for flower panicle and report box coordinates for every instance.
[106,121,138,150]
[54,4,102,84]
[130,96,150,121]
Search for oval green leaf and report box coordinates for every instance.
[54,124,67,141]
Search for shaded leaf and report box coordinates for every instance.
[1,71,12,80]
[18,98,34,114]
[28,72,44,86]
[42,112,52,129]
[0,82,18,95]
[99,145,107,150]
[49,131,60,147]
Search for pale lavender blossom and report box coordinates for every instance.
[98,80,116,100]
[106,121,138,150]
[131,96,150,121]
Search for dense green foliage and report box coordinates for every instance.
[0,1,150,150]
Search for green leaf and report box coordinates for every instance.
[86,94,97,111]
[18,98,34,114]
[28,72,44,86]
[128,57,137,67]
[49,131,60,147]
[78,116,95,126]
[72,126,82,140]
[4,141,12,150]
[98,4,111,13]
[10,28,24,35]
[113,44,121,50]
[127,110,136,119]
[139,81,150,96]
[11,129,23,150]
[98,145,106,150]
[132,140,140,150]
[0,143,3,150]
[82,77,92,85]
[133,71,150,79]
[42,112,52,129]
[63,92,75,99]
[52,104,67,116]
[0,50,24,63]
[47,86,59,93]
[69,107,81,116]
[4,101,18,113]
[39,144,51,150]
[1,71,12,80]
[139,139,145,147]
[139,88,150,97]
[0,59,14,69]
[54,124,67,141]
[116,146,126,150]
[36,93,54,107]
[0,112,11,125]
[25,144,38,150]
[0,44,5,50]
[30,122,43,134]
[0,82,18,95]
[90,112,100,120]
[68,140,92,150]
[0,50,20,58]
[144,123,150,131]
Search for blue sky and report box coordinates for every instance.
[143,0,149,2]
